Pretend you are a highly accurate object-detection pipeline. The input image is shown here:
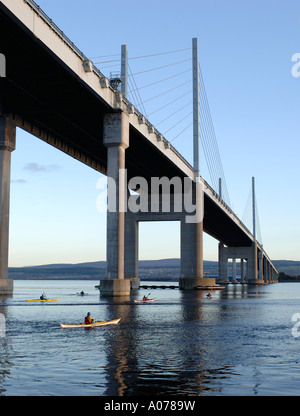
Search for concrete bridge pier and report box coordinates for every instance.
[125,177,216,291]
[100,112,131,296]
[218,243,229,284]
[179,183,216,290]
[232,258,237,283]
[179,220,216,289]
[124,211,140,290]
[258,251,263,282]
[267,262,273,283]
[0,117,15,295]
[240,258,246,283]
[261,255,278,284]
[270,264,278,283]
[255,248,277,284]
[179,219,204,289]
[218,242,265,285]
[263,256,268,284]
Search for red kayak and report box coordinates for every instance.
[134,298,156,303]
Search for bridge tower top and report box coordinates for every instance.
[192,38,200,182]
[121,44,128,98]
[252,176,256,242]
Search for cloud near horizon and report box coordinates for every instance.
[23,163,61,173]
[11,179,27,184]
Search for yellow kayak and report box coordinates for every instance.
[27,298,60,302]
[60,318,121,329]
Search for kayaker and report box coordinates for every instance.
[143,293,150,301]
[40,293,46,300]
[85,312,94,325]
[80,291,85,296]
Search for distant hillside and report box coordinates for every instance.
[22,259,180,269]
[272,260,300,276]
[7,258,189,280]
[8,258,300,280]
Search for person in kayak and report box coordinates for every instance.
[40,293,47,300]
[85,312,94,325]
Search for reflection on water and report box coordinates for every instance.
[1,281,300,395]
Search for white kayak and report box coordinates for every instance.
[60,318,121,329]
[27,298,60,302]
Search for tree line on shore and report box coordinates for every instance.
[278,272,300,281]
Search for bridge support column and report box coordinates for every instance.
[240,259,246,283]
[179,189,215,289]
[270,267,273,283]
[264,258,269,284]
[232,258,237,283]
[247,243,264,284]
[258,251,263,282]
[124,212,140,290]
[100,112,130,296]
[218,243,229,284]
[0,117,15,295]
[179,220,203,289]
[270,266,275,283]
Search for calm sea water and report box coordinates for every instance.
[1,280,300,396]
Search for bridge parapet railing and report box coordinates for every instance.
[24,0,198,176]
[120,94,195,171]
[204,178,253,238]
[24,0,192,171]
[24,0,107,78]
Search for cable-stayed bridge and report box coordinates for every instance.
[0,0,278,295]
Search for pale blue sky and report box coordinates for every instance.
[8,0,300,266]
